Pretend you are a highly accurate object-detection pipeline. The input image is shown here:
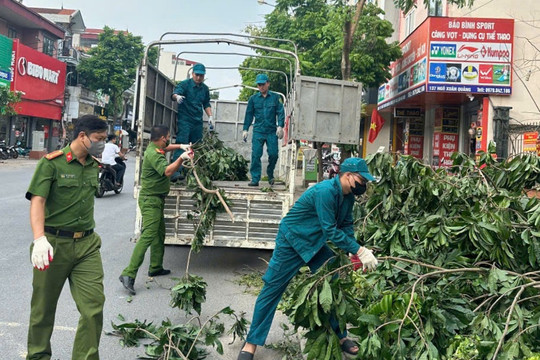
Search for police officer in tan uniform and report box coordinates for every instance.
[119,125,193,295]
[26,115,108,360]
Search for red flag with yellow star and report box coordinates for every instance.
[368,108,385,143]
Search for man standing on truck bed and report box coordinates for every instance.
[237,158,379,360]
[119,125,193,295]
[242,73,285,186]
[170,63,213,182]
[25,115,107,360]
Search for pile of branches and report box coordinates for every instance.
[281,149,540,360]
[185,130,249,251]
[109,306,247,360]
[108,131,251,359]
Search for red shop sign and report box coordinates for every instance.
[10,39,66,120]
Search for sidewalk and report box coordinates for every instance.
[0,157,39,167]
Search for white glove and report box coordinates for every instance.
[31,235,54,271]
[276,126,284,139]
[179,143,192,151]
[357,247,378,271]
[176,95,185,104]
[208,116,214,132]
[180,149,194,162]
[242,130,248,142]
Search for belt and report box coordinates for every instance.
[44,226,94,239]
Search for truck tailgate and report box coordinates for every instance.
[163,181,291,249]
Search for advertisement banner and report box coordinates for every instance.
[0,35,13,86]
[433,107,459,167]
[523,132,538,152]
[427,17,514,95]
[378,20,429,109]
[10,39,66,120]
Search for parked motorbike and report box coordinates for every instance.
[322,152,340,179]
[0,144,7,160]
[0,140,17,159]
[15,141,31,157]
[96,157,126,198]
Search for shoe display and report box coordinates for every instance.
[119,275,136,295]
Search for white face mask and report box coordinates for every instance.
[84,134,106,156]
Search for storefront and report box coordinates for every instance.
[0,35,14,143]
[377,17,514,166]
[9,39,66,158]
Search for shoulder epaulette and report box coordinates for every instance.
[44,150,64,160]
[155,148,165,155]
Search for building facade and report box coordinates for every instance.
[157,50,196,83]
[366,0,540,162]
[0,0,65,158]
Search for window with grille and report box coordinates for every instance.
[43,36,55,56]
[405,9,415,37]
[428,0,443,16]
[8,27,18,39]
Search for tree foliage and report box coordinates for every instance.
[239,1,401,100]
[77,26,144,121]
[281,150,540,359]
[185,130,249,252]
[0,86,21,116]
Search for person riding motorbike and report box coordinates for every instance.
[101,134,126,186]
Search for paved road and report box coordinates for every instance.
[0,155,290,359]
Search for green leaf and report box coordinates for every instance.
[319,279,333,313]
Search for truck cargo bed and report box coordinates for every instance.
[163,181,291,249]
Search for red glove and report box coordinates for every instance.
[350,254,362,271]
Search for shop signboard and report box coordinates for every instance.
[433,107,460,167]
[378,20,429,110]
[10,39,66,120]
[0,35,13,86]
[394,108,422,117]
[427,17,514,95]
[523,132,538,152]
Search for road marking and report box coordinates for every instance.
[0,321,77,331]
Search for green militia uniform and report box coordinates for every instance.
[122,142,170,279]
[25,146,105,360]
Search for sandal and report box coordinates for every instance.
[237,350,254,360]
[340,338,359,356]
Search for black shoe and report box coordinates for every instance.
[148,268,171,277]
[268,178,274,185]
[248,181,259,187]
[119,275,136,295]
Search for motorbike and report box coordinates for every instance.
[0,145,7,160]
[15,141,31,157]
[322,152,340,179]
[96,157,126,198]
[0,140,17,159]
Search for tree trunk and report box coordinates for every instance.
[341,0,366,81]
[340,0,366,159]
[342,20,352,80]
